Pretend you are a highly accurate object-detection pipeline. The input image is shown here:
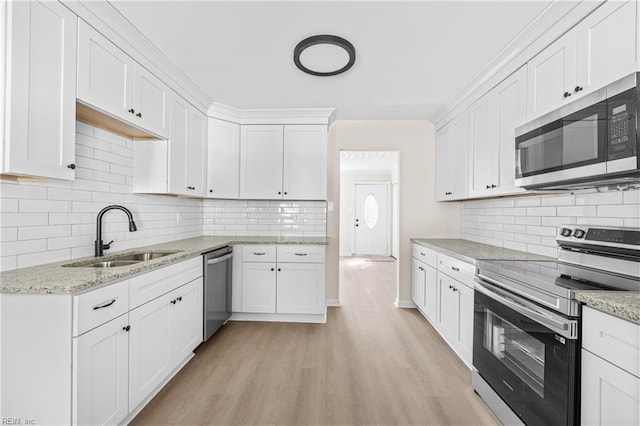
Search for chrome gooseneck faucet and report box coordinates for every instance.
[95,205,137,257]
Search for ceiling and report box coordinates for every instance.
[112,1,554,121]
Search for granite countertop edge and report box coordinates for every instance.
[410,238,554,263]
[576,292,640,324]
[1,236,329,295]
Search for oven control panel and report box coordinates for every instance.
[557,225,640,249]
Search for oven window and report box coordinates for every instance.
[483,309,545,398]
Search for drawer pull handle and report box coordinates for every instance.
[123,325,131,332]
[93,299,116,310]
[451,266,460,272]
[253,252,266,256]
[420,252,426,256]
[294,253,307,256]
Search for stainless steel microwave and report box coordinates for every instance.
[515,72,639,190]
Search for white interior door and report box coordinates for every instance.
[353,183,389,256]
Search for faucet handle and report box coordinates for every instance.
[103,240,114,250]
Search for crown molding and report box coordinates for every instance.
[434,0,606,129]
[208,104,335,125]
[61,0,213,113]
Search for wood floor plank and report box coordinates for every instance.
[131,258,497,425]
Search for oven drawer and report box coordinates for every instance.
[412,244,437,268]
[438,253,474,288]
[582,306,640,377]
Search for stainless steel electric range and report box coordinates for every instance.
[472,225,640,426]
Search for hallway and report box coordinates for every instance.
[132,258,496,425]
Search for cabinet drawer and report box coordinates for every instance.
[582,306,640,377]
[73,280,130,337]
[130,257,202,309]
[437,253,475,288]
[242,245,276,262]
[412,244,437,268]
[277,245,325,263]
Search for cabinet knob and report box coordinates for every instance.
[136,112,142,118]
[284,192,287,195]
[278,191,282,195]
[187,186,195,190]
[563,91,572,98]
[128,108,135,114]
[452,287,458,292]
[270,268,275,271]
[122,325,131,332]
[491,184,497,188]
[278,268,281,272]
[67,163,76,170]
[177,296,182,302]
[171,299,177,304]
[209,189,213,193]
[486,185,491,189]
[574,86,583,93]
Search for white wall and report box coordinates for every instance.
[460,189,640,257]
[327,120,460,305]
[0,122,203,271]
[339,171,392,256]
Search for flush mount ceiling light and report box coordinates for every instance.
[294,35,356,76]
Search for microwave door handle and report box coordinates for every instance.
[206,253,233,265]
[475,280,577,339]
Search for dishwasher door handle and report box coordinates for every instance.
[206,253,233,265]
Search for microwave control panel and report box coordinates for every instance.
[608,87,636,159]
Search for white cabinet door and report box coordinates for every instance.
[469,95,496,197]
[423,264,438,322]
[240,125,284,200]
[411,259,426,309]
[207,118,240,198]
[494,66,527,196]
[169,95,189,195]
[77,20,134,123]
[276,263,325,314]
[73,314,129,426]
[454,282,474,366]
[129,293,172,409]
[435,123,453,201]
[451,113,469,199]
[576,0,638,93]
[581,349,640,426]
[437,272,456,341]
[4,0,76,180]
[283,125,327,200]
[241,262,277,313]
[133,64,170,139]
[187,107,207,197]
[526,30,577,120]
[169,278,203,366]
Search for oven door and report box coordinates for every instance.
[515,100,608,188]
[473,280,579,426]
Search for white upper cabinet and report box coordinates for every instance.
[240,125,285,200]
[469,66,527,197]
[77,20,171,139]
[435,111,468,201]
[77,20,134,123]
[527,0,638,120]
[133,64,171,139]
[207,118,240,198]
[283,125,327,200]
[3,0,77,180]
[575,0,638,92]
[187,107,207,198]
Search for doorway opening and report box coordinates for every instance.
[339,151,399,305]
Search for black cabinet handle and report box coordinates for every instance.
[574,86,583,93]
[187,186,195,190]
[122,325,131,332]
[294,253,307,256]
[170,299,176,304]
[128,108,135,114]
[277,268,281,272]
[491,184,497,188]
[284,192,287,195]
[136,112,142,118]
[209,189,213,193]
[452,287,458,292]
[451,266,460,272]
[270,268,275,271]
[563,91,572,98]
[177,296,182,302]
[67,163,76,170]
[93,299,116,310]
[278,191,282,195]
[486,185,491,189]
[445,191,452,195]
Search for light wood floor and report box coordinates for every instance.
[131,258,497,425]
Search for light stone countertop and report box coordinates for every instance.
[410,238,554,264]
[576,292,640,324]
[0,236,328,295]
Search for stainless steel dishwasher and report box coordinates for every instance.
[203,246,233,341]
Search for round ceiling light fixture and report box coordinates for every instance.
[294,35,356,77]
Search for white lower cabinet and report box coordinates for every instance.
[581,306,640,426]
[233,245,326,321]
[411,243,474,367]
[73,314,129,426]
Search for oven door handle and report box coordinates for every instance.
[206,253,233,265]
[474,279,578,339]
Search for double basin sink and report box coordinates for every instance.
[63,251,181,268]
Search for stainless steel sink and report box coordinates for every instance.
[62,251,180,268]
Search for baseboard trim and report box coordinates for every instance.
[394,299,416,309]
[229,311,326,324]
[326,299,341,307]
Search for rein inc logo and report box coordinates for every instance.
[1,418,35,425]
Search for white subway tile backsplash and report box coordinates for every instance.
[17,249,70,269]
[20,199,70,213]
[1,199,18,213]
[1,228,17,243]
[1,239,48,256]
[19,225,71,240]
[461,189,639,258]
[1,213,49,227]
